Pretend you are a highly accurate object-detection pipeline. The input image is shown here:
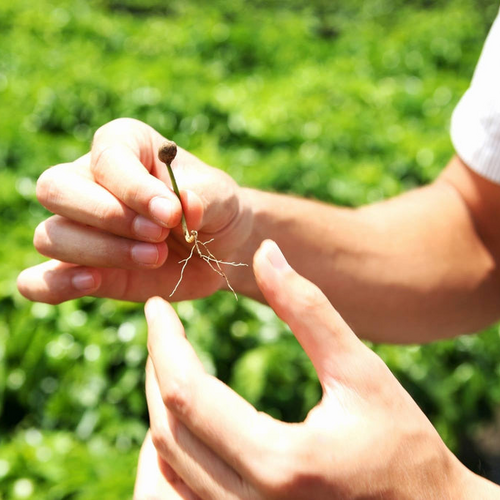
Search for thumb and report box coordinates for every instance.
[171,149,247,239]
[253,240,376,387]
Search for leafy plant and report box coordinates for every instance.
[1,0,499,497]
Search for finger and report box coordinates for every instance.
[134,430,198,500]
[253,240,371,385]
[145,359,248,500]
[90,119,182,228]
[146,297,284,484]
[169,149,239,237]
[34,216,168,269]
[37,164,168,243]
[17,260,101,304]
[17,257,193,304]
[17,260,151,304]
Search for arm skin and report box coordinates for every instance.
[226,155,500,343]
[18,119,500,343]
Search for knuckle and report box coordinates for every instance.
[93,120,120,143]
[94,200,114,226]
[160,377,192,419]
[297,281,328,316]
[149,417,185,464]
[92,118,138,148]
[91,144,117,176]
[149,423,171,458]
[125,182,144,207]
[102,117,136,130]
[99,199,133,234]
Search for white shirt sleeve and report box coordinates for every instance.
[451,11,500,183]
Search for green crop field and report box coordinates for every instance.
[1,0,500,497]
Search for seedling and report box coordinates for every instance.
[158,141,246,299]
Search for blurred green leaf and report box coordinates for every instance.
[1,0,500,496]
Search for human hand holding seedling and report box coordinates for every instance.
[134,240,498,500]
[17,118,253,304]
[158,140,247,299]
[19,118,500,342]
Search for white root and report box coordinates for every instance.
[169,230,247,300]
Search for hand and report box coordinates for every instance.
[17,118,253,304]
[139,239,487,500]
[134,430,197,499]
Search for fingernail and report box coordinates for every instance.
[264,240,290,271]
[132,243,159,265]
[133,215,163,240]
[72,272,96,291]
[149,197,173,227]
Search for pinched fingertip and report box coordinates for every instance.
[181,190,204,231]
[256,240,291,271]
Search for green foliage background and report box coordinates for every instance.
[1,0,500,497]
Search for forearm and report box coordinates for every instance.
[456,463,500,499]
[229,159,500,343]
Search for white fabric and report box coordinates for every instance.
[451,11,500,184]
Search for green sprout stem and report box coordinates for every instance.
[158,140,194,243]
[165,161,193,243]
